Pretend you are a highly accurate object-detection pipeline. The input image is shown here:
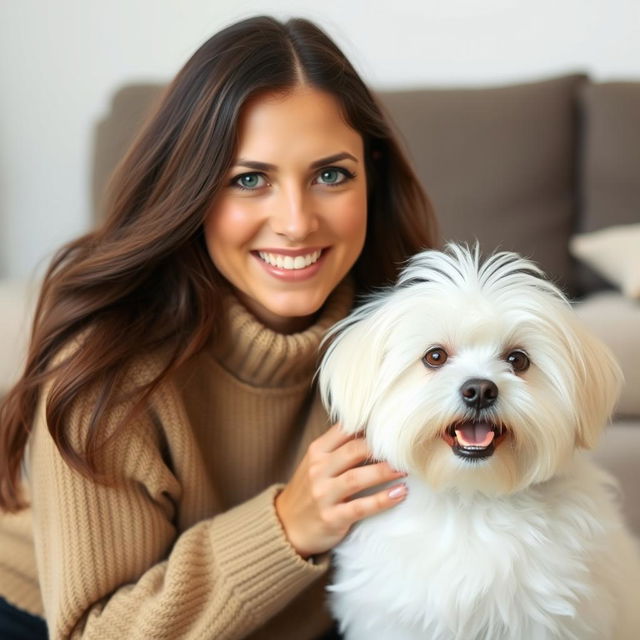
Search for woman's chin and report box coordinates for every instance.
[235,288,328,333]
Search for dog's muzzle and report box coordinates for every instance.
[443,378,506,460]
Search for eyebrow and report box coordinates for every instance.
[310,152,359,169]
[234,152,359,172]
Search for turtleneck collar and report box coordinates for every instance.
[210,278,354,388]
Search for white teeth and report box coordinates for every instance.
[258,250,322,270]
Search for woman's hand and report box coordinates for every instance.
[275,423,408,559]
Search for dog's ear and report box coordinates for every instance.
[318,305,387,436]
[569,321,623,449]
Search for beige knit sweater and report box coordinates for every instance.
[0,280,353,639]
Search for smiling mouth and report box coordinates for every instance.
[442,421,508,460]
[256,249,325,270]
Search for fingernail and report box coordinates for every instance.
[388,484,408,500]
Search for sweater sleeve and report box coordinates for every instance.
[27,380,328,639]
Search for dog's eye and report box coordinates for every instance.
[506,350,530,373]
[423,347,448,368]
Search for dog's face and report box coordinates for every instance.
[320,246,622,495]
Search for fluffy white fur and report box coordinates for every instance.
[319,245,640,640]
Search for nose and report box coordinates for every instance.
[460,378,498,410]
[270,185,319,241]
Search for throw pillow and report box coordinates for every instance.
[570,223,640,299]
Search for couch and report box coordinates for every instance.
[1,73,638,532]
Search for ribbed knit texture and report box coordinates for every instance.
[0,279,353,639]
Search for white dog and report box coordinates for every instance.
[319,245,640,640]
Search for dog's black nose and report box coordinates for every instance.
[460,378,498,410]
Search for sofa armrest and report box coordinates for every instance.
[0,279,38,396]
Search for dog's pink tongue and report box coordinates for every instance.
[455,423,495,447]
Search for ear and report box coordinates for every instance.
[570,320,623,449]
[318,305,387,435]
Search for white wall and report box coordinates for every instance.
[1,0,639,279]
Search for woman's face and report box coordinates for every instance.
[204,86,367,333]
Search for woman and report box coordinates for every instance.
[0,16,437,639]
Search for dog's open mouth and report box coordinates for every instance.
[442,421,507,460]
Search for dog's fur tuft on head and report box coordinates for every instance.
[321,245,639,639]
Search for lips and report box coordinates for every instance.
[442,421,507,460]
[251,247,329,282]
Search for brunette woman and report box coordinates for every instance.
[0,15,437,639]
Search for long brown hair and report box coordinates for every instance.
[0,16,437,511]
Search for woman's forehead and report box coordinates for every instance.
[233,86,363,163]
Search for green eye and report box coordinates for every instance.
[319,169,341,184]
[235,173,266,189]
[317,167,352,185]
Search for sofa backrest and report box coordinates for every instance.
[576,81,640,293]
[92,74,640,297]
[378,74,586,294]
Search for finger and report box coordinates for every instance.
[335,462,407,502]
[323,437,374,477]
[313,422,359,454]
[333,482,408,528]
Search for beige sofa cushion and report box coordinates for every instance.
[573,291,640,417]
[591,421,640,535]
